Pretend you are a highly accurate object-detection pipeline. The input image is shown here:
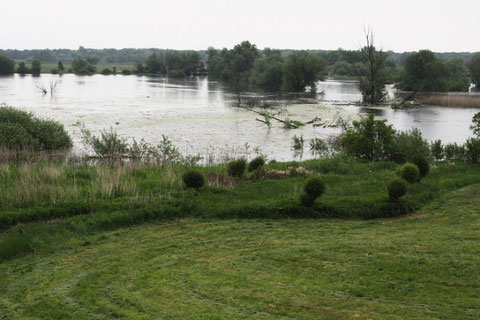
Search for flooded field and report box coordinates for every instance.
[0,74,478,161]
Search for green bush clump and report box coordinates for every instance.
[400,163,420,183]
[248,156,265,172]
[182,170,205,190]
[300,175,325,207]
[389,128,430,163]
[430,140,444,161]
[465,138,480,163]
[412,155,430,177]
[0,106,72,151]
[388,178,408,202]
[227,159,247,177]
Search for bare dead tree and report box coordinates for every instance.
[354,29,388,105]
[35,82,48,95]
[49,80,58,95]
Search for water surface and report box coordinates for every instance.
[0,74,478,161]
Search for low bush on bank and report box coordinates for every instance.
[300,175,325,207]
[388,178,408,202]
[412,155,430,177]
[182,170,205,189]
[248,156,265,172]
[227,159,247,177]
[0,106,72,151]
[400,163,420,183]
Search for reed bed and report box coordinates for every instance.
[422,94,480,108]
[0,162,144,209]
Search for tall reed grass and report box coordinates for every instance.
[0,162,142,209]
[422,95,480,108]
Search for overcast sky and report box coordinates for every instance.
[2,0,479,52]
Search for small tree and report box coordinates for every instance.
[355,30,388,104]
[57,61,65,72]
[340,114,395,161]
[227,41,258,104]
[283,51,326,92]
[17,62,28,74]
[72,57,97,75]
[0,55,15,74]
[30,59,42,75]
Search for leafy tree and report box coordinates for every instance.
[0,55,15,74]
[250,49,285,91]
[71,57,97,75]
[57,61,64,72]
[283,51,326,92]
[17,62,28,74]
[398,50,450,92]
[30,59,42,75]
[468,53,480,91]
[332,61,354,77]
[144,52,165,74]
[134,61,145,73]
[226,41,258,102]
[445,58,470,92]
[355,31,388,104]
[206,47,225,79]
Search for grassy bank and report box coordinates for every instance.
[1,184,479,319]
[1,157,480,261]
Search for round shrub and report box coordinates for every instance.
[248,156,265,172]
[0,106,72,151]
[400,163,420,183]
[182,170,205,190]
[227,159,247,177]
[412,155,430,177]
[300,175,325,207]
[388,178,408,202]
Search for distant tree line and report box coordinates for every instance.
[1,44,479,93]
[0,47,209,65]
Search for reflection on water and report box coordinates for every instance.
[0,74,478,161]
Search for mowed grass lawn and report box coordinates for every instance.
[1,185,479,319]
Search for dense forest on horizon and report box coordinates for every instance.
[1,46,478,67]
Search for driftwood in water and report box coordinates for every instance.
[391,90,418,109]
[239,106,302,128]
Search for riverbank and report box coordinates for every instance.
[1,157,480,261]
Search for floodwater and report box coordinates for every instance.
[0,74,478,161]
